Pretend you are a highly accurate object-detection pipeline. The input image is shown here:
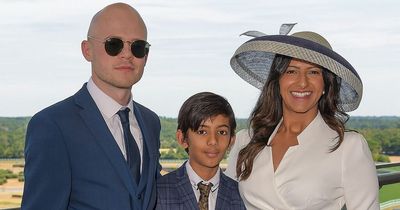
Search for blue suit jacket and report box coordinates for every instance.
[22,84,161,210]
[156,163,246,210]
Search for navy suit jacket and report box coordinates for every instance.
[22,84,161,210]
[156,163,246,210]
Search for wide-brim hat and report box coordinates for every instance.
[230,27,362,112]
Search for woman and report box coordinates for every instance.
[225,28,379,210]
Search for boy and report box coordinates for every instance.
[156,92,246,210]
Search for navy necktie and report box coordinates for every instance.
[117,108,141,184]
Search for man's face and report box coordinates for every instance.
[82,6,148,93]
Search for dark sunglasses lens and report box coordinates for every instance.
[104,38,124,56]
[131,40,149,58]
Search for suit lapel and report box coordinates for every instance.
[215,171,230,209]
[133,102,157,209]
[176,163,199,210]
[134,102,156,189]
[73,84,136,196]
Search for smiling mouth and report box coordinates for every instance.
[205,151,219,158]
[291,91,311,97]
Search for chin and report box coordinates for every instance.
[203,162,220,169]
[207,159,224,168]
[113,80,137,89]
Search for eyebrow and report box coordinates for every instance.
[199,124,230,129]
[287,65,322,70]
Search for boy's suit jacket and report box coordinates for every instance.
[156,162,246,210]
[22,84,161,210]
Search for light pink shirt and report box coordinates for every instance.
[87,78,143,171]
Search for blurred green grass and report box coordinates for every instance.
[380,183,400,203]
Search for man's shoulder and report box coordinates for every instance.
[34,95,76,118]
[134,101,158,117]
[30,85,87,123]
[133,101,160,129]
[26,94,80,137]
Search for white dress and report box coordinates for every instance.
[225,113,379,210]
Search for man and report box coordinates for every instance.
[22,3,161,210]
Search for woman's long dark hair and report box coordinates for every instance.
[236,54,349,180]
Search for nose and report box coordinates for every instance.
[120,41,133,59]
[298,73,308,88]
[207,134,217,146]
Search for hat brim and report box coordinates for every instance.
[230,35,363,112]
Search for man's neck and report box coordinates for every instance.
[92,78,132,105]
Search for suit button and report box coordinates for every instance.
[137,194,141,200]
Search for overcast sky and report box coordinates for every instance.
[0,0,399,118]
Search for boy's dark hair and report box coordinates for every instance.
[177,92,236,137]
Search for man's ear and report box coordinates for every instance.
[81,40,92,62]
[228,135,236,150]
[176,129,188,149]
[144,52,149,66]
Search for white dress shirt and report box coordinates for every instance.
[225,112,379,210]
[186,161,220,210]
[87,78,143,171]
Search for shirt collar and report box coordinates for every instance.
[267,111,323,145]
[185,161,220,192]
[87,78,134,118]
[297,111,326,143]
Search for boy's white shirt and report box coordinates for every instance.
[186,161,220,210]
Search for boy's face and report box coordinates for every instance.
[177,114,234,179]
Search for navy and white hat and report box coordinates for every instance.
[230,25,362,112]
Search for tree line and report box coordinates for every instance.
[0,117,29,158]
[1,116,400,161]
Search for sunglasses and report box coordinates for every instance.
[88,36,150,58]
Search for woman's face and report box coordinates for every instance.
[279,58,324,115]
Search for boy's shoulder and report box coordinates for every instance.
[156,164,195,203]
[220,171,239,190]
[158,169,179,184]
[157,164,187,185]
[218,171,246,209]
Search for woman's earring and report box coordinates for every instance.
[322,91,325,95]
